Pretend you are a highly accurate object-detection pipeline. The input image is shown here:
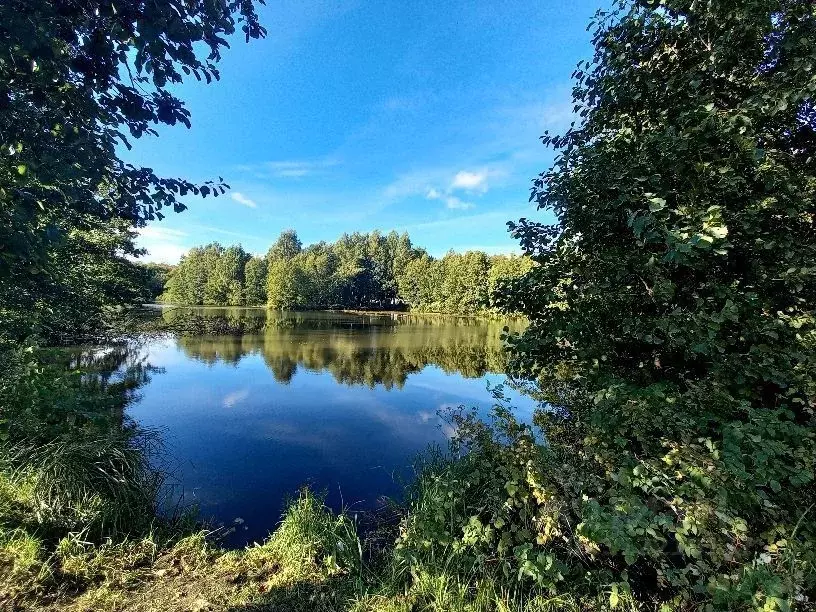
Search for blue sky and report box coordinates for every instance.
[128,0,601,263]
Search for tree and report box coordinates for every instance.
[0,0,265,342]
[266,230,302,261]
[397,254,443,312]
[438,251,491,314]
[299,244,340,308]
[267,258,306,310]
[244,256,268,306]
[159,233,535,313]
[161,243,221,305]
[487,254,535,311]
[137,263,174,302]
[487,0,815,607]
[204,245,248,305]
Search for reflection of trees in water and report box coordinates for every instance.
[1,341,166,540]
[23,343,163,436]
[166,309,514,388]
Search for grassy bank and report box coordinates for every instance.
[0,343,572,612]
[0,345,569,611]
[2,343,811,611]
[1,484,592,612]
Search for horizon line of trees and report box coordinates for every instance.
[158,229,534,315]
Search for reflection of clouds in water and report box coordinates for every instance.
[236,395,450,451]
[415,407,458,438]
[255,421,338,450]
[416,410,435,423]
[354,403,446,444]
[223,389,250,408]
[436,404,460,439]
[406,378,491,402]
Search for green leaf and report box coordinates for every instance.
[648,196,667,212]
[610,584,619,608]
[707,225,728,239]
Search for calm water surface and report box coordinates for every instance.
[131,308,532,546]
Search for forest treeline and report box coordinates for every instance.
[158,229,534,315]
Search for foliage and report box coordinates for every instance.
[0,474,600,611]
[161,243,223,306]
[0,0,265,343]
[0,217,154,343]
[267,229,304,261]
[137,262,175,303]
[244,256,269,306]
[205,244,250,306]
[162,229,535,315]
[477,0,816,609]
[0,345,165,540]
[159,309,515,388]
[0,342,185,607]
[399,251,534,315]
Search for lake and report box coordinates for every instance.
[129,307,531,547]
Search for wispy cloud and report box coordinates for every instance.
[188,224,263,242]
[386,166,494,203]
[138,226,188,240]
[230,192,257,208]
[237,158,340,180]
[413,167,493,211]
[444,196,473,210]
[134,225,189,264]
[397,206,530,236]
[223,389,250,408]
[426,188,473,210]
[451,170,488,193]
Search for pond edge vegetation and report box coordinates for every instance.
[2,0,815,610]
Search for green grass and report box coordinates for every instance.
[0,477,596,612]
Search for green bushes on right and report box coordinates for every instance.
[458,0,816,609]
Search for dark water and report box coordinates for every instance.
[131,308,532,547]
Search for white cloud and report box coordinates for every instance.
[397,206,531,239]
[138,226,187,240]
[423,173,483,211]
[236,158,340,180]
[134,225,189,264]
[444,195,473,210]
[140,242,188,264]
[451,170,488,192]
[383,168,448,199]
[230,192,257,208]
[188,224,263,241]
[223,389,250,408]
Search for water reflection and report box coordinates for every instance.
[131,308,528,547]
[161,307,514,388]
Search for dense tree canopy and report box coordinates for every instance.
[136,262,174,302]
[161,230,534,314]
[407,0,815,608]
[0,0,265,342]
[243,256,268,307]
